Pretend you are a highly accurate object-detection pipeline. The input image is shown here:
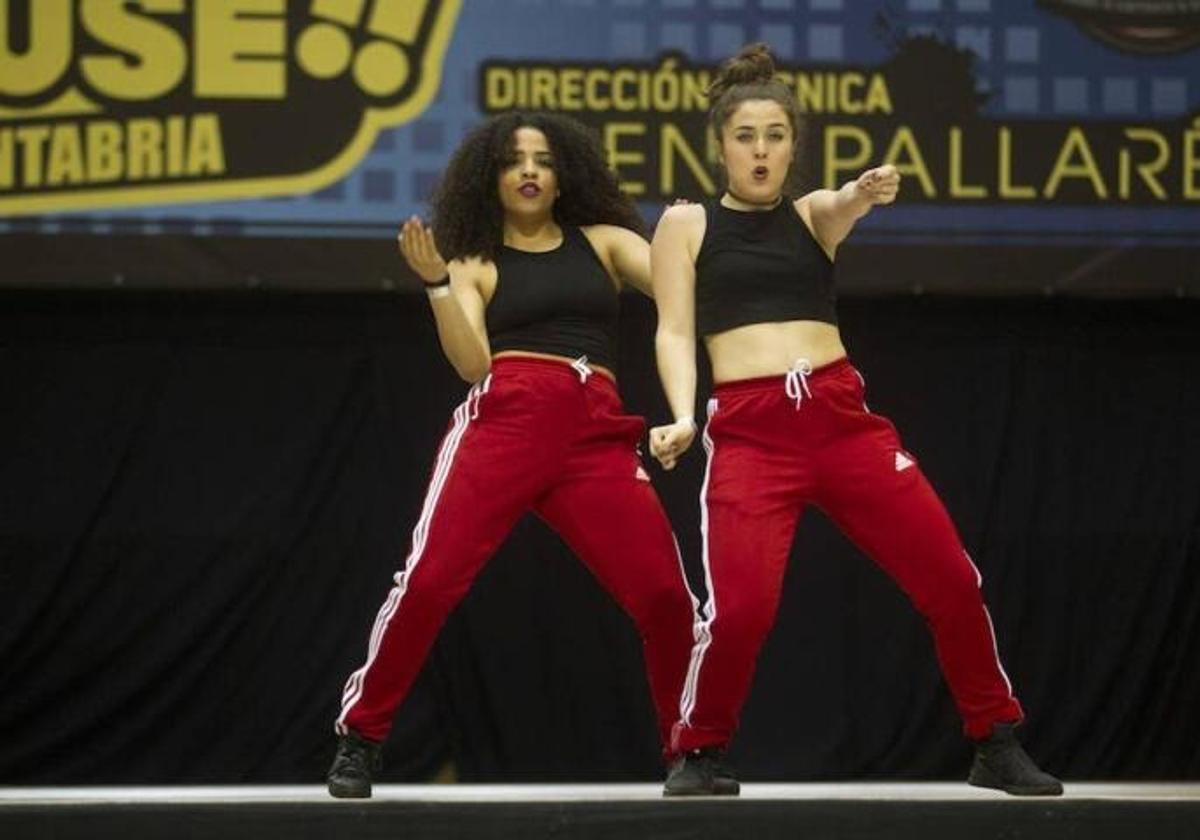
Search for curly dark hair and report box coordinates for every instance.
[430,112,645,261]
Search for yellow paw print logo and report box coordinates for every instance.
[297,0,431,97]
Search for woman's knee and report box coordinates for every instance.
[707,590,778,649]
[912,555,983,620]
[628,577,698,632]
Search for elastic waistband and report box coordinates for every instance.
[712,356,854,397]
[489,354,618,388]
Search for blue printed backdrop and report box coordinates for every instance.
[4,0,1197,245]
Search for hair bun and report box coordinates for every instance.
[709,43,777,100]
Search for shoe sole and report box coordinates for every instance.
[968,775,1063,797]
[663,784,741,797]
[327,781,372,799]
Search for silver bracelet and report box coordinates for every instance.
[426,285,452,300]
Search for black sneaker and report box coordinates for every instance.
[663,747,741,797]
[327,731,382,799]
[968,722,1063,796]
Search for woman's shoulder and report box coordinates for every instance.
[792,191,831,228]
[448,254,496,270]
[655,202,707,239]
[578,223,648,255]
[660,201,707,223]
[448,255,498,284]
[654,203,708,261]
[793,189,841,217]
[578,222,645,239]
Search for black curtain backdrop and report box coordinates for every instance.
[1,289,1198,785]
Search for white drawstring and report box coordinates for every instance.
[784,358,813,410]
[570,355,592,384]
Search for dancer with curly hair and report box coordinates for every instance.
[326,112,706,798]
[650,44,1062,797]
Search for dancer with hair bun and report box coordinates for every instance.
[650,44,1062,798]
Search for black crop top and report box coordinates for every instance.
[694,198,837,337]
[486,226,620,370]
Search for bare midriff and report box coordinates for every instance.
[704,320,847,384]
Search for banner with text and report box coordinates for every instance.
[2,0,1197,249]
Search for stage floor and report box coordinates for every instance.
[2,781,1199,802]
[3,783,1198,840]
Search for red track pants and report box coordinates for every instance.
[672,358,1022,753]
[337,357,698,754]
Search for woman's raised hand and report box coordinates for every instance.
[397,216,449,285]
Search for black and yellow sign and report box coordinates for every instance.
[0,0,461,215]
[481,42,1200,207]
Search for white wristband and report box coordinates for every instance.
[426,285,452,300]
[675,416,695,428]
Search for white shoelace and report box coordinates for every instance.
[784,358,813,410]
